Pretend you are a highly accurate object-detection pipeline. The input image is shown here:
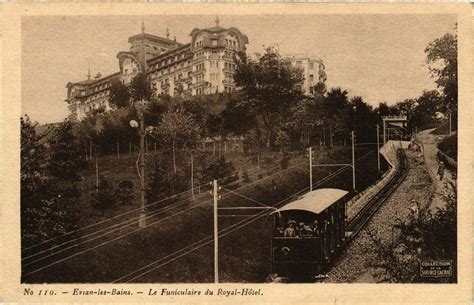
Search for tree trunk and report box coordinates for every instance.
[329,124,334,148]
[323,127,326,146]
[172,138,177,174]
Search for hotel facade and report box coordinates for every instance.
[65,19,326,121]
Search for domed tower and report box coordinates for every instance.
[189,17,249,95]
[117,21,182,85]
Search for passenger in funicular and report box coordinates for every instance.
[277,218,327,238]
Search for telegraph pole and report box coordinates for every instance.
[383,120,386,144]
[138,109,146,228]
[376,125,381,172]
[351,131,356,191]
[308,146,313,191]
[212,179,219,283]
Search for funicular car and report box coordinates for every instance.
[271,188,348,280]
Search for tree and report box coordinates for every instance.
[198,155,238,187]
[21,116,48,210]
[108,78,131,109]
[425,30,457,112]
[234,46,305,148]
[156,108,200,174]
[411,90,443,128]
[285,97,323,148]
[351,96,378,143]
[21,117,86,247]
[47,121,87,188]
[322,88,351,147]
[130,72,156,105]
[222,93,257,136]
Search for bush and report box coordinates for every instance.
[280,153,290,170]
[198,155,238,187]
[369,180,457,283]
[437,134,457,160]
[147,162,172,208]
[116,180,134,205]
[91,176,116,214]
[242,170,251,183]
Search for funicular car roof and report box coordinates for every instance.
[273,188,348,215]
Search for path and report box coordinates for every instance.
[416,129,454,211]
[326,147,433,283]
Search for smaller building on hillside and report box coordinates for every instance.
[287,54,327,95]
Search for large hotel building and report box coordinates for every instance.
[66,18,327,121]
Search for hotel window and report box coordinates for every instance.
[310,63,314,69]
[296,61,302,67]
[309,74,314,81]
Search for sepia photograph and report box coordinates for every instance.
[17,12,461,285]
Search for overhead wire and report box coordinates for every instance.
[24,146,376,277]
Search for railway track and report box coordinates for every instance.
[346,148,409,240]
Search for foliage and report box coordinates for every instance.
[234,46,305,147]
[129,72,156,105]
[425,30,457,111]
[321,88,351,146]
[155,108,200,173]
[369,180,457,283]
[437,134,457,161]
[412,90,443,128]
[21,116,48,210]
[280,153,290,170]
[91,176,117,214]
[198,155,238,187]
[116,180,135,206]
[48,121,86,188]
[21,117,84,247]
[351,96,378,143]
[147,161,173,207]
[108,78,130,109]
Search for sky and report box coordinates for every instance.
[21,14,456,124]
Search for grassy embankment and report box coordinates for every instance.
[23,146,388,283]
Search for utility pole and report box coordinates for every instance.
[376,124,381,172]
[138,109,147,228]
[351,131,356,191]
[383,120,386,144]
[212,179,220,283]
[308,146,313,191]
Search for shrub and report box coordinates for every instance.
[437,134,457,160]
[116,180,134,205]
[280,153,290,170]
[91,176,116,214]
[242,170,251,183]
[369,180,457,283]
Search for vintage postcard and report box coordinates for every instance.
[0,2,472,304]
